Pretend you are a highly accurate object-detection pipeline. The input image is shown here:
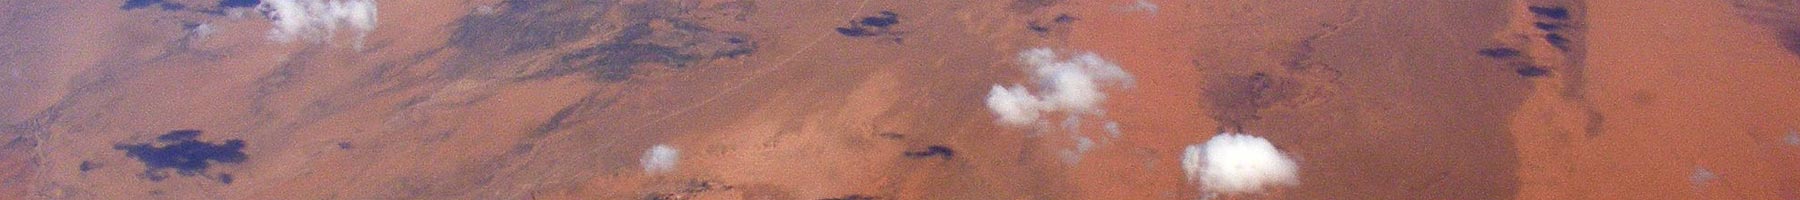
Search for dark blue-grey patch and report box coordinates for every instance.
[836,11,901,38]
[1545,33,1572,50]
[121,0,189,11]
[1516,66,1550,77]
[1478,48,1522,58]
[835,27,877,37]
[218,174,234,184]
[157,129,202,141]
[1053,13,1077,23]
[159,3,186,11]
[122,0,164,10]
[902,145,954,160]
[218,0,261,8]
[1528,6,1570,20]
[1533,22,1562,31]
[821,194,881,200]
[114,130,247,182]
[79,161,100,172]
[857,11,899,27]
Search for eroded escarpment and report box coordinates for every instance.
[448,0,758,82]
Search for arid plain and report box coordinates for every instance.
[2,0,1798,199]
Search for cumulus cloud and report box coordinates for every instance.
[1183,133,1298,194]
[641,144,679,174]
[258,0,379,48]
[987,84,1045,126]
[985,48,1135,126]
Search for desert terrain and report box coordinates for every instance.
[1,0,1797,199]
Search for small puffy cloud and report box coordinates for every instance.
[985,48,1134,126]
[641,144,679,174]
[987,84,1045,126]
[1182,133,1297,194]
[258,0,379,48]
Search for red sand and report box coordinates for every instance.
[2,0,1797,199]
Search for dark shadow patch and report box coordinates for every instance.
[1008,0,1061,13]
[159,3,186,11]
[1544,33,1572,50]
[79,161,100,172]
[158,129,202,141]
[1533,22,1563,31]
[902,145,954,160]
[218,0,260,8]
[1053,13,1077,23]
[123,0,164,10]
[122,0,188,11]
[113,130,247,182]
[835,11,903,39]
[336,142,352,149]
[859,11,899,27]
[1477,48,1522,58]
[1026,22,1051,33]
[1528,6,1570,20]
[820,194,881,200]
[1027,13,1076,35]
[836,27,877,37]
[218,173,234,184]
[1516,66,1550,77]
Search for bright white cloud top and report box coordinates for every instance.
[985,48,1134,126]
[259,0,379,48]
[641,144,679,174]
[1183,133,1298,193]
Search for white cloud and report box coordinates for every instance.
[985,48,1134,126]
[258,0,379,49]
[641,144,679,174]
[1183,133,1298,194]
[987,84,1045,126]
[190,23,217,39]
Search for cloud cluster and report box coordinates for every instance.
[985,48,1135,126]
[641,144,679,174]
[258,0,378,48]
[1182,133,1298,194]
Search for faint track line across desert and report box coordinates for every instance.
[620,0,876,135]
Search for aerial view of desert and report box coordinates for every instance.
[3,0,1799,199]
